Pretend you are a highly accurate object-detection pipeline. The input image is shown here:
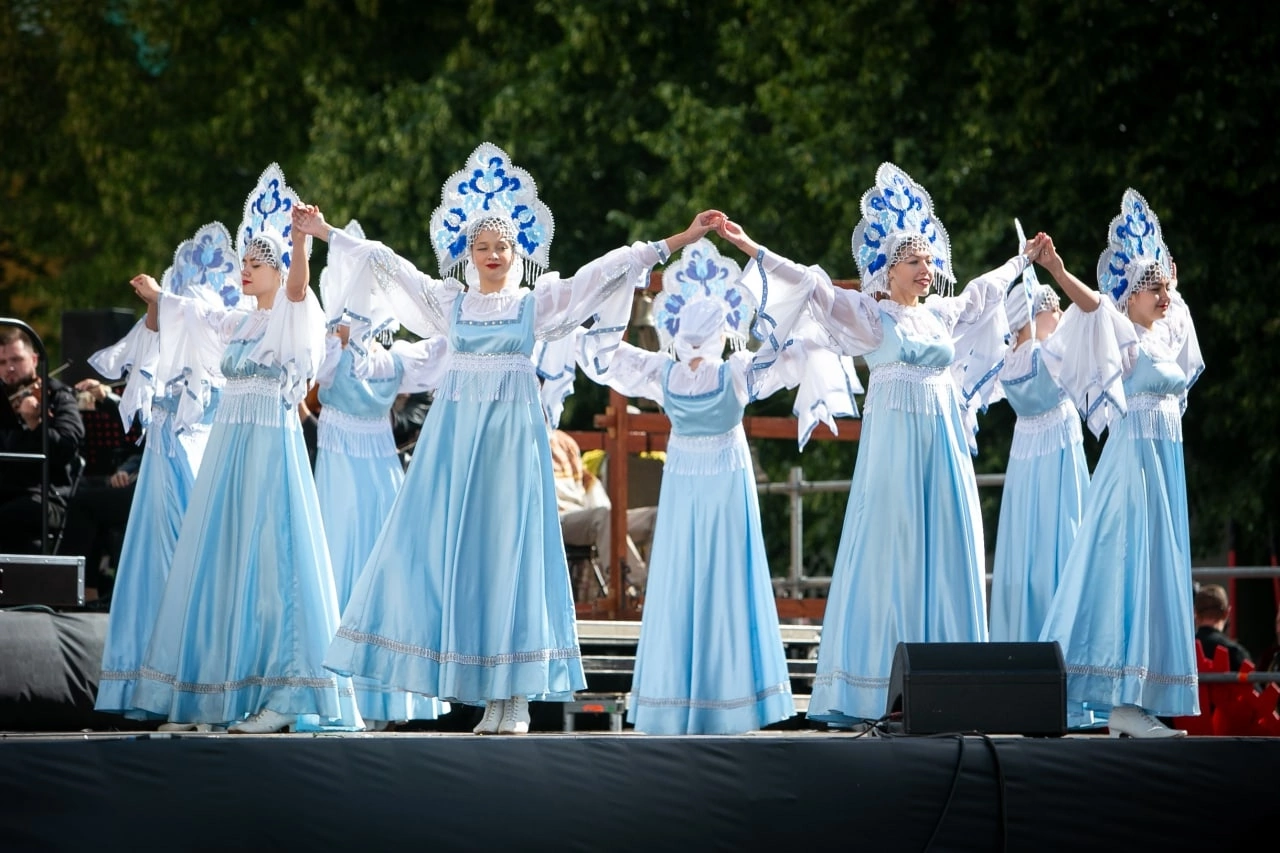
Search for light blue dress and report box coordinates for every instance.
[621,357,794,735]
[988,342,1089,643]
[1039,317,1200,720]
[314,344,444,722]
[132,301,362,727]
[95,396,213,717]
[800,256,1023,725]
[326,292,587,704]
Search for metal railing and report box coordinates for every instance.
[757,464,1280,602]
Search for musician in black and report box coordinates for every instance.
[0,326,84,554]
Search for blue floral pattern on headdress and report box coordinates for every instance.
[850,162,953,296]
[429,142,554,279]
[1096,188,1171,307]
[236,162,308,270]
[652,238,752,353]
[164,221,241,308]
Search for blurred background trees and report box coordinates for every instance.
[4,1,1279,618]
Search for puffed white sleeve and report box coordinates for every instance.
[388,338,451,394]
[737,247,824,361]
[156,290,247,433]
[346,334,451,395]
[930,255,1024,425]
[576,338,669,407]
[315,333,344,389]
[765,253,882,358]
[1159,291,1205,412]
[88,317,160,435]
[743,313,863,450]
[1040,296,1141,439]
[533,241,665,376]
[248,285,328,406]
[533,327,582,429]
[327,227,463,340]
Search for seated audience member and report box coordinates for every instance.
[59,443,143,602]
[392,390,433,466]
[75,376,139,476]
[550,429,654,594]
[1194,583,1253,671]
[0,327,85,554]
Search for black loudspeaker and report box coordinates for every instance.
[60,308,139,384]
[886,642,1066,736]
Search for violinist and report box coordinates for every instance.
[0,327,84,554]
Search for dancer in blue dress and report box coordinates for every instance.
[988,223,1090,644]
[577,232,858,734]
[1035,189,1203,738]
[303,142,723,734]
[92,223,235,719]
[310,221,449,729]
[131,165,362,733]
[745,163,1043,726]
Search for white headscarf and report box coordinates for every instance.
[671,297,730,363]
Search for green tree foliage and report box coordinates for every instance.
[3,0,1278,568]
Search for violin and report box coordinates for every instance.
[8,362,71,404]
[7,363,71,427]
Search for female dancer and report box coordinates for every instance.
[310,223,449,729]
[92,223,234,720]
[1035,189,1203,737]
[305,142,722,734]
[576,231,857,734]
[988,226,1089,644]
[131,165,361,733]
[747,163,1043,727]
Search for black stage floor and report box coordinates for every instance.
[3,611,1279,851]
[2,729,1278,852]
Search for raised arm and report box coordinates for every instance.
[130,273,163,325]
[286,205,314,303]
[1035,234,1100,313]
[293,204,458,339]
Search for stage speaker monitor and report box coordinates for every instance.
[0,555,85,607]
[886,641,1066,736]
[60,308,138,385]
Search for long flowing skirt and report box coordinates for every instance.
[989,443,1089,643]
[1038,431,1197,719]
[94,431,196,717]
[325,395,586,704]
[132,419,361,726]
[628,464,794,734]
[807,404,988,724]
[315,447,444,722]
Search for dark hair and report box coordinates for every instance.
[1194,584,1230,618]
[0,327,36,351]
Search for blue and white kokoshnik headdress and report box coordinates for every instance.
[851,162,956,298]
[429,142,554,289]
[236,162,310,272]
[652,238,754,360]
[1096,188,1173,309]
[156,220,245,429]
[163,221,243,310]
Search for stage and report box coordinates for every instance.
[1,729,1277,851]
[2,611,1279,851]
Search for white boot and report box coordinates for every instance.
[158,721,198,732]
[228,708,294,734]
[1108,705,1187,739]
[473,700,505,735]
[498,695,530,735]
